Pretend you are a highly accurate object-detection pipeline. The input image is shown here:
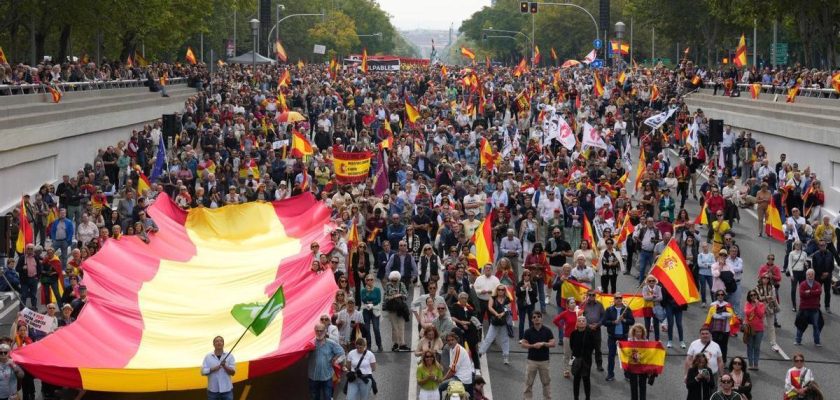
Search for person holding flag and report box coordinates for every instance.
[201,336,236,400]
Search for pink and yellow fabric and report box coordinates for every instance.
[12,193,336,392]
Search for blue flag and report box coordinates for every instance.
[149,136,166,182]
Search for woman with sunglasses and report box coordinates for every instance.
[359,274,383,352]
[743,289,765,370]
[704,289,735,363]
[755,273,779,351]
[0,343,23,400]
[336,273,355,304]
[516,269,538,339]
[479,285,512,365]
[416,349,443,400]
[784,354,820,400]
[726,357,752,399]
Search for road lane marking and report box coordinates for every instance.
[407,284,421,400]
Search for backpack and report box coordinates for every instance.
[719,270,737,294]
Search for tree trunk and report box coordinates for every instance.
[120,31,136,62]
[35,31,46,64]
[57,24,71,64]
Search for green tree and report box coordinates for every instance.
[308,11,360,59]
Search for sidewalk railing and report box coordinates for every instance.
[0,77,187,96]
[701,81,840,99]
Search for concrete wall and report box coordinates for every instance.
[0,84,196,212]
[684,92,840,213]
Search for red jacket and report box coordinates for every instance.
[758,263,782,285]
[706,194,725,214]
[798,280,822,310]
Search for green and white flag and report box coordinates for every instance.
[230,286,285,336]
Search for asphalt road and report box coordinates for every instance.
[482,144,840,400]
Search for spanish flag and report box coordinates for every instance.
[560,279,591,307]
[691,75,702,87]
[126,54,134,67]
[460,47,476,60]
[347,223,360,250]
[15,197,34,253]
[404,95,421,124]
[274,40,288,63]
[617,340,666,375]
[479,137,498,171]
[278,69,291,87]
[651,239,699,305]
[634,149,646,191]
[765,196,785,241]
[786,84,799,103]
[238,158,260,180]
[47,86,62,103]
[366,227,381,243]
[615,213,634,247]
[582,214,600,268]
[45,207,58,232]
[333,148,372,184]
[704,304,741,334]
[733,34,747,68]
[361,48,368,74]
[749,83,761,99]
[533,45,541,65]
[378,132,393,151]
[617,71,627,85]
[471,210,495,272]
[0,46,7,64]
[329,58,337,80]
[550,47,558,64]
[832,72,840,94]
[137,170,152,194]
[290,130,314,158]
[596,292,653,318]
[134,51,149,67]
[513,57,528,77]
[593,72,604,97]
[185,47,197,65]
[694,201,709,225]
[277,90,289,112]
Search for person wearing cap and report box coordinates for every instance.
[602,293,635,381]
[384,271,409,351]
[0,342,23,399]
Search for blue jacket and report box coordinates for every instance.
[601,305,636,337]
[49,218,75,242]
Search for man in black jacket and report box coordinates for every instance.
[601,293,636,381]
[811,240,835,312]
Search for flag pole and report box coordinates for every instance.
[220,314,258,365]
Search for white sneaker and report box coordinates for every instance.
[504,356,510,365]
[772,343,780,352]
[702,303,707,308]
[680,341,686,349]
[666,341,672,348]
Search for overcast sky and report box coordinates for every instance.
[376,0,490,31]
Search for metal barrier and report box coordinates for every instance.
[0,77,187,96]
[701,81,840,99]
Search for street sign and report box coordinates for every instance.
[591,59,603,68]
[771,42,788,65]
[593,39,603,49]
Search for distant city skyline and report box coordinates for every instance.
[376,0,489,31]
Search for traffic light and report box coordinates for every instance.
[520,2,529,13]
[530,2,538,14]
[482,33,487,40]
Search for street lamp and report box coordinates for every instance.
[250,18,260,67]
[614,21,625,69]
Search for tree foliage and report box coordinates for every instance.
[308,11,360,59]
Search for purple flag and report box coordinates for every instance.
[372,150,389,196]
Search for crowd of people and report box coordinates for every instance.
[1,53,837,400]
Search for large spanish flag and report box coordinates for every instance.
[290,130,314,158]
[651,239,699,305]
[12,193,336,392]
[15,197,34,254]
[460,47,476,60]
[765,196,785,241]
[471,210,495,271]
[333,147,372,184]
[560,279,591,307]
[618,340,666,375]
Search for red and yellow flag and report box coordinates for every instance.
[595,292,653,318]
[278,69,291,87]
[691,75,702,86]
[560,279,591,308]
[513,57,528,77]
[634,149,646,191]
[15,197,34,253]
[185,47,197,65]
[290,130,314,158]
[134,51,149,67]
[832,72,840,94]
[460,47,476,60]
[765,197,785,241]
[786,84,799,103]
[47,86,62,103]
[617,71,627,85]
[274,40,288,63]
[404,96,421,124]
[618,341,666,375]
[479,137,499,171]
[733,34,747,68]
[615,213,634,247]
[533,46,541,65]
[582,214,600,267]
[333,148,372,184]
[441,64,448,78]
[126,54,134,68]
[0,46,7,64]
[651,239,699,305]
[137,170,152,194]
[704,304,741,334]
[347,223,360,250]
[550,47,558,63]
[749,83,761,99]
[650,84,660,102]
[471,210,495,271]
[694,201,709,225]
[378,132,393,151]
[361,48,368,74]
[593,72,604,97]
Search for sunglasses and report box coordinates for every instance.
[717,293,726,297]
[424,355,435,359]
[794,359,804,362]
[0,352,7,355]
[720,380,733,384]
[731,361,742,365]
